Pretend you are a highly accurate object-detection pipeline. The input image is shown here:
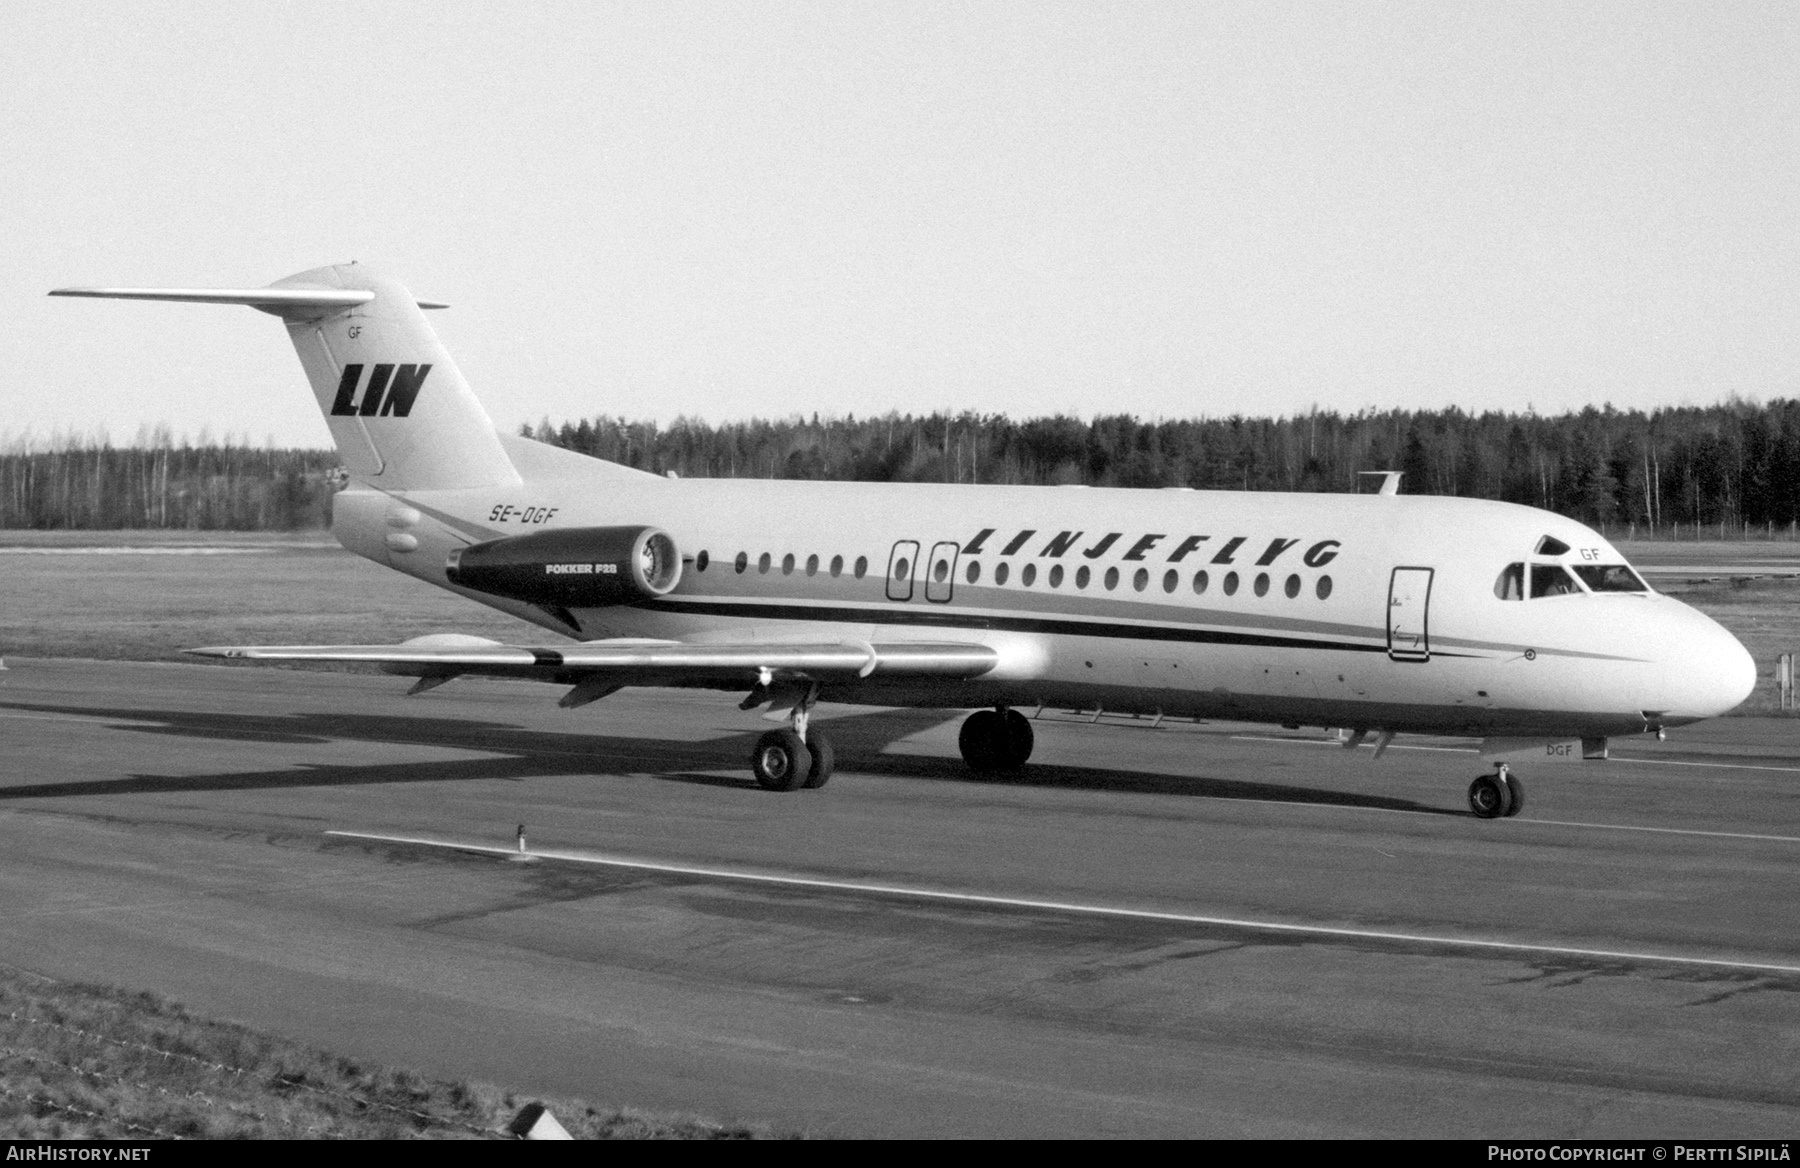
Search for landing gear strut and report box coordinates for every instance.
[750,696,834,792]
[1468,765,1525,819]
[958,707,1035,773]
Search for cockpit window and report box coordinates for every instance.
[1535,535,1571,556]
[1571,564,1648,593]
[1530,563,1579,598]
[1494,563,1523,600]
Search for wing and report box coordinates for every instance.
[185,634,999,706]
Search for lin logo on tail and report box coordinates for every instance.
[329,363,432,417]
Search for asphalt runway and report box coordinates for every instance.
[2,658,1798,1137]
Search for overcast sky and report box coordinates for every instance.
[3,1,1795,448]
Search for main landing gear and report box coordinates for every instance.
[958,707,1035,773]
[751,704,1030,790]
[1468,765,1525,819]
[750,707,835,792]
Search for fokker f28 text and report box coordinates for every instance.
[51,265,1757,817]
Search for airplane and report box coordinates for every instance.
[51,263,1757,817]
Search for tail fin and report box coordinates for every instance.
[51,263,521,492]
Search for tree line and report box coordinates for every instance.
[6,400,1800,533]
[0,444,340,530]
[529,400,1800,535]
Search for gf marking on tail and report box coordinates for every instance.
[329,363,432,417]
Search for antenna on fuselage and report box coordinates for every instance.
[1358,471,1403,497]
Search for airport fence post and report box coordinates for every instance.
[1779,654,1794,711]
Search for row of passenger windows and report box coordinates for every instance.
[694,550,871,578]
[963,559,1332,599]
[691,549,1332,599]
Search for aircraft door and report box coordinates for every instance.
[925,541,959,603]
[886,540,919,601]
[1387,567,1434,661]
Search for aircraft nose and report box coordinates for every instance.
[1658,606,1756,720]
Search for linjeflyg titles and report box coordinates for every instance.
[960,528,1341,567]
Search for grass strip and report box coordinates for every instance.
[0,965,790,1139]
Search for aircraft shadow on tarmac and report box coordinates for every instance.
[0,699,1449,816]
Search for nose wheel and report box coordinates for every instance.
[1468,766,1525,818]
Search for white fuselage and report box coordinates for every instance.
[334,436,1756,741]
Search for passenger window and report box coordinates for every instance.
[1494,563,1523,601]
[1223,571,1239,596]
[966,561,981,584]
[806,554,819,576]
[996,562,1010,585]
[1162,569,1177,593]
[1049,564,1064,588]
[1284,574,1300,598]
[1529,564,1578,598]
[735,552,748,574]
[854,556,868,579]
[1571,564,1648,593]
[830,555,843,577]
[1021,563,1036,586]
[696,550,709,572]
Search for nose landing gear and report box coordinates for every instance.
[958,707,1035,773]
[1468,764,1525,819]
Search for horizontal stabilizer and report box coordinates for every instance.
[185,637,1000,683]
[49,287,448,316]
[51,262,512,492]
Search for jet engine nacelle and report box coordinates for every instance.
[445,525,681,607]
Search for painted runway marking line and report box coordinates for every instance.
[0,711,152,727]
[327,830,1800,976]
[1231,734,1800,773]
[1228,735,1800,842]
[1518,819,1800,845]
[1611,756,1800,775]
[0,546,279,556]
[1232,735,1476,754]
